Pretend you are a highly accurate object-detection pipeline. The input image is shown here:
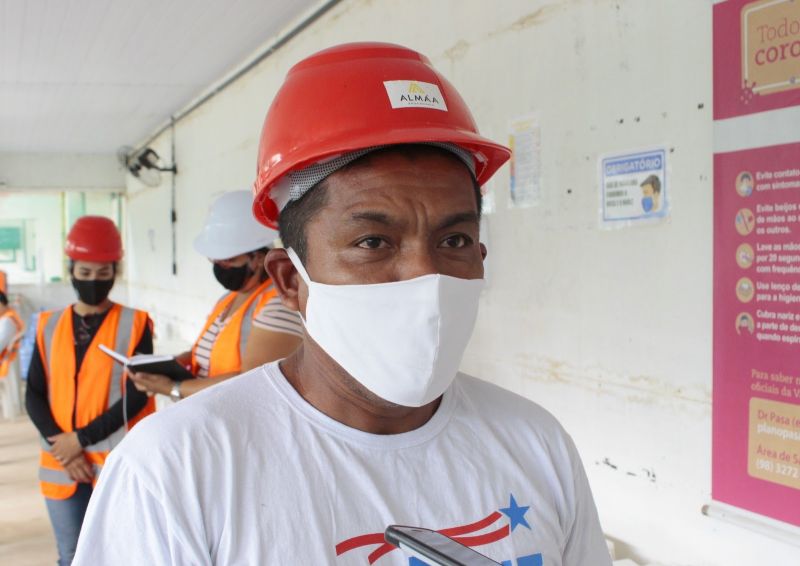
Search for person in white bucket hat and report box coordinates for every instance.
[130,190,302,401]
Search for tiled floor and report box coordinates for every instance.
[0,416,56,565]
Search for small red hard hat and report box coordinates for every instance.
[252,42,511,229]
[64,216,123,262]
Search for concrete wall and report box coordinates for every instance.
[122,0,799,563]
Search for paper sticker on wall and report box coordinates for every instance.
[508,114,541,209]
[599,148,669,228]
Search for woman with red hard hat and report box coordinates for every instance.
[25,215,155,566]
[129,190,303,402]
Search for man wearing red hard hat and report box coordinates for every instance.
[26,216,155,565]
[76,43,610,565]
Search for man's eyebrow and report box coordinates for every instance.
[347,210,479,230]
[348,211,394,225]
[436,211,480,231]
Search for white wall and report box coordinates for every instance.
[0,151,125,287]
[0,190,124,286]
[123,0,800,563]
[0,152,124,190]
[0,192,63,284]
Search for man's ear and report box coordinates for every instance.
[265,248,301,311]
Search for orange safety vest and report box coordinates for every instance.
[0,270,6,293]
[36,303,154,499]
[191,279,277,378]
[0,308,24,378]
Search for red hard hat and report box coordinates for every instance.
[252,42,511,228]
[64,216,123,262]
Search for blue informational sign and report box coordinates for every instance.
[600,148,668,226]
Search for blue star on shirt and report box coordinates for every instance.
[500,494,531,531]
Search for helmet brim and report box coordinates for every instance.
[254,129,511,228]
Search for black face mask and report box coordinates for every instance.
[71,278,114,306]
[213,262,252,291]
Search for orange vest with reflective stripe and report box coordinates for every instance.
[36,304,154,499]
[191,280,277,378]
[0,308,24,378]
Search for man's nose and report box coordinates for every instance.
[392,248,439,281]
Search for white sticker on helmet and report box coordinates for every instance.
[383,80,448,111]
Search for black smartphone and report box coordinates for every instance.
[384,525,501,566]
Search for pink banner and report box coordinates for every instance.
[713,0,800,526]
[713,143,800,525]
[713,0,800,120]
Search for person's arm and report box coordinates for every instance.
[240,297,303,371]
[73,323,153,447]
[152,305,303,395]
[130,369,238,398]
[73,376,150,446]
[26,338,92,468]
[562,436,613,566]
[129,298,304,399]
[62,454,94,483]
[128,348,195,397]
[73,453,210,565]
[24,341,63,440]
[130,310,296,399]
[241,327,301,372]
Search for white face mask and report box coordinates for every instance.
[287,248,484,407]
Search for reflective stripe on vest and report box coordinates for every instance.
[39,466,75,486]
[191,279,277,378]
[36,304,152,499]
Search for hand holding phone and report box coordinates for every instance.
[385,525,501,566]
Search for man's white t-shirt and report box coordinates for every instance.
[74,362,610,565]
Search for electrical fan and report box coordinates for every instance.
[116,146,177,187]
